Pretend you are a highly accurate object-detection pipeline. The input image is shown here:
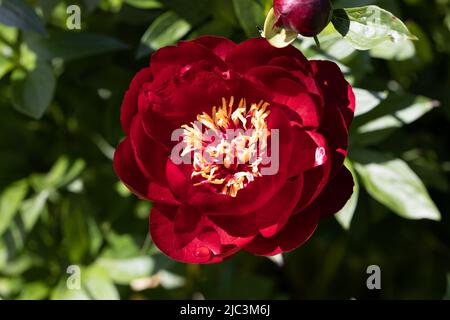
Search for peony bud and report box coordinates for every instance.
[273,0,332,37]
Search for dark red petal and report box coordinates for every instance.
[310,60,355,178]
[129,115,169,185]
[311,60,355,129]
[114,138,179,205]
[209,175,304,239]
[256,175,304,238]
[150,204,254,264]
[138,66,233,148]
[192,36,237,60]
[120,68,152,135]
[114,138,151,199]
[288,129,329,178]
[226,37,311,75]
[150,40,228,76]
[317,166,355,218]
[246,66,323,128]
[244,204,320,256]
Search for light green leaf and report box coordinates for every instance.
[124,0,161,9]
[0,0,47,35]
[335,159,359,230]
[136,11,191,59]
[0,180,28,237]
[353,88,387,117]
[370,38,416,61]
[17,282,49,300]
[233,0,265,38]
[262,7,297,48]
[353,150,441,221]
[332,6,417,50]
[357,94,437,134]
[11,62,55,119]
[0,55,13,79]
[84,265,119,300]
[50,278,90,300]
[96,256,154,285]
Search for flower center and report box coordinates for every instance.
[181,97,271,197]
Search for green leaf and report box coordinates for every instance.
[84,265,119,300]
[332,6,417,50]
[17,282,49,300]
[1,191,48,260]
[0,180,28,237]
[24,31,128,61]
[11,62,55,119]
[353,150,441,221]
[0,0,47,35]
[370,38,416,61]
[335,159,359,230]
[262,7,297,49]
[233,0,265,38]
[124,0,161,9]
[30,157,85,191]
[50,278,90,300]
[352,93,438,146]
[444,274,450,300]
[136,11,191,59]
[353,88,387,117]
[96,256,154,285]
[0,55,13,79]
[357,94,437,133]
[61,200,91,263]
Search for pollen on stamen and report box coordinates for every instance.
[180,97,271,197]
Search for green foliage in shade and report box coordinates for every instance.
[24,31,128,61]
[0,0,449,300]
[0,0,47,35]
[11,62,55,119]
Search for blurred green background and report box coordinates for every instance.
[0,0,449,300]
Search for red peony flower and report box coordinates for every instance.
[114,36,355,264]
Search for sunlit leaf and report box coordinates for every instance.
[353,150,441,221]
[353,88,387,117]
[332,6,417,50]
[96,256,154,285]
[0,180,28,237]
[124,0,161,9]
[335,159,359,230]
[136,11,191,59]
[84,265,119,300]
[233,0,265,38]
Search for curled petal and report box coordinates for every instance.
[150,205,254,264]
[120,68,152,134]
[244,204,320,256]
[226,37,311,75]
[193,36,237,61]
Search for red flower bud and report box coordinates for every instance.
[274,0,332,37]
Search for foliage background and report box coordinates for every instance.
[0,0,449,300]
